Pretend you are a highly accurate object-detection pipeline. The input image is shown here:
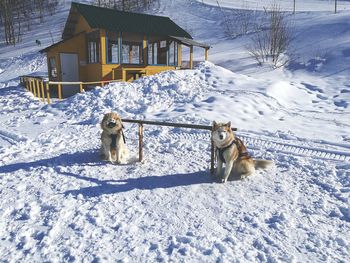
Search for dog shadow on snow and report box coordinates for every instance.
[0,149,103,174]
[63,169,215,198]
[0,149,217,198]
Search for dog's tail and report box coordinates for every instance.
[254,159,274,170]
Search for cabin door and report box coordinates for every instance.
[60,53,79,97]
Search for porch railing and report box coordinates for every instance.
[19,76,122,104]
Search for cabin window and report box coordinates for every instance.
[87,30,100,64]
[168,40,178,66]
[148,36,177,66]
[48,57,57,78]
[106,31,119,64]
[121,32,143,64]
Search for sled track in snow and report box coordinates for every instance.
[159,132,350,162]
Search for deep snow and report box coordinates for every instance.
[0,0,350,262]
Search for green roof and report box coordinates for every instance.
[63,2,192,39]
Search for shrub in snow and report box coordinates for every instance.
[247,3,293,68]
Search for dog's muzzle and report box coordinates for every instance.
[107,119,117,128]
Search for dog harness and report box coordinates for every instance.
[217,138,249,163]
[110,129,126,150]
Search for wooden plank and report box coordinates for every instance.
[33,80,37,97]
[80,83,83,93]
[49,81,82,85]
[205,48,209,61]
[58,83,62,100]
[40,81,45,102]
[122,118,237,131]
[46,82,51,104]
[36,79,41,98]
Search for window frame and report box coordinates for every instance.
[86,30,101,64]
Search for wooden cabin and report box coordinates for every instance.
[40,2,209,96]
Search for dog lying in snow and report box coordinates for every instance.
[100,112,129,164]
[212,121,273,182]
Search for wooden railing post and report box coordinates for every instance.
[29,79,32,93]
[122,69,126,81]
[40,80,45,102]
[58,83,62,100]
[80,83,83,93]
[46,82,51,104]
[36,79,41,98]
[138,123,144,162]
[32,79,37,97]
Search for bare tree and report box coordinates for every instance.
[217,0,258,38]
[247,3,293,67]
[92,0,157,11]
[0,0,63,45]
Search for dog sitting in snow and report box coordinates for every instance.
[212,121,273,183]
[100,112,129,164]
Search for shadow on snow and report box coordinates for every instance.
[0,149,214,197]
[63,170,213,198]
[0,149,102,174]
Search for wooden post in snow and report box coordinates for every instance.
[293,0,296,14]
[205,48,209,61]
[138,123,144,162]
[335,0,337,13]
[210,124,215,176]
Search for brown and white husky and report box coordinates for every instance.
[212,121,273,183]
[100,112,129,164]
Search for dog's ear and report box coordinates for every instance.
[101,114,108,128]
[226,121,231,128]
[213,121,218,129]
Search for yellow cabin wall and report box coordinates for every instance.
[46,33,86,81]
[46,31,104,81]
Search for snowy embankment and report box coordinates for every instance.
[0,62,349,262]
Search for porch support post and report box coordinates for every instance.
[205,47,209,61]
[190,46,193,69]
[177,43,182,67]
[143,35,147,65]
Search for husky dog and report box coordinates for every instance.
[212,121,273,183]
[100,112,129,164]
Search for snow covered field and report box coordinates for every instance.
[1,0,350,262]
